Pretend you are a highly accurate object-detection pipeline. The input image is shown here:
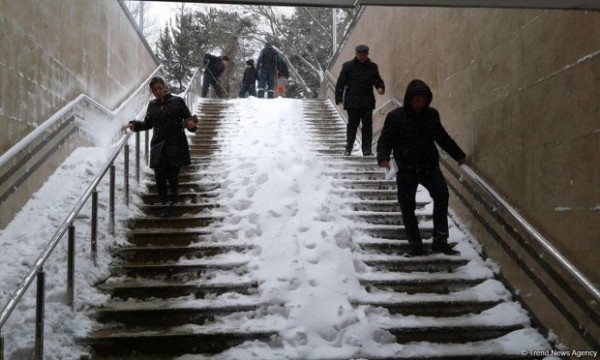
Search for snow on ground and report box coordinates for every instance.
[0,97,553,359]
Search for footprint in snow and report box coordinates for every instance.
[256,173,269,185]
[232,199,253,211]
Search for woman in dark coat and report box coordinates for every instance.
[128,76,197,217]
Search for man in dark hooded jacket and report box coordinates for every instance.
[335,44,385,156]
[377,79,467,256]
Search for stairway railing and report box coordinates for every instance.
[0,130,144,360]
[0,65,204,360]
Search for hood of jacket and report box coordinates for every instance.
[403,79,433,109]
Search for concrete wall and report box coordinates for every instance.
[328,6,600,351]
[330,6,599,284]
[0,0,158,154]
[0,0,159,228]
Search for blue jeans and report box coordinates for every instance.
[257,70,276,98]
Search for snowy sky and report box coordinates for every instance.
[0,97,555,359]
[136,1,294,46]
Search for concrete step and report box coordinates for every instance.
[343,199,405,211]
[333,189,399,201]
[332,179,396,190]
[124,214,224,229]
[359,277,488,294]
[389,324,524,343]
[140,190,220,204]
[138,202,220,217]
[125,229,235,246]
[113,243,250,263]
[95,298,265,327]
[361,257,470,272]
[111,259,249,278]
[353,299,503,317]
[346,211,431,225]
[98,279,258,300]
[357,240,456,254]
[144,182,219,193]
[324,170,387,180]
[357,225,433,239]
[84,327,278,357]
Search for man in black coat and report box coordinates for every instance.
[202,54,230,98]
[377,79,467,256]
[335,44,385,156]
[256,42,280,99]
[129,77,197,217]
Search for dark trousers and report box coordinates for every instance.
[239,83,256,98]
[396,167,450,250]
[346,108,373,154]
[257,70,275,98]
[202,72,225,98]
[154,156,181,204]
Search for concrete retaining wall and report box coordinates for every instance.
[0,0,159,228]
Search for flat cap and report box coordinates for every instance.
[355,44,369,53]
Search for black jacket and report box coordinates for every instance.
[256,44,279,72]
[130,93,196,169]
[335,57,384,110]
[242,66,258,86]
[204,54,225,79]
[377,80,466,171]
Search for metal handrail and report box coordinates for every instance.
[0,130,140,359]
[459,164,600,303]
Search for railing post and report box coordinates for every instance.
[0,329,4,360]
[109,165,115,236]
[144,130,149,167]
[67,225,75,309]
[34,270,45,360]
[137,131,142,183]
[124,144,130,206]
[91,190,98,266]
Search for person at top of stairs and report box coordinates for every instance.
[377,79,468,257]
[202,53,230,98]
[128,76,197,217]
[335,44,385,157]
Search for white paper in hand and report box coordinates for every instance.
[384,159,398,180]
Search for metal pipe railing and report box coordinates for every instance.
[460,164,600,303]
[0,131,141,358]
[0,65,202,358]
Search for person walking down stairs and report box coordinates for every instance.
[335,44,385,156]
[128,76,197,218]
[377,79,467,257]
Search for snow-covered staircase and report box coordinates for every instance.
[299,99,553,358]
[84,101,279,357]
[82,98,554,359]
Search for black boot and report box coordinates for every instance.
[404,244,424,257]
[158,205,170,218]
[431,242,460,256]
